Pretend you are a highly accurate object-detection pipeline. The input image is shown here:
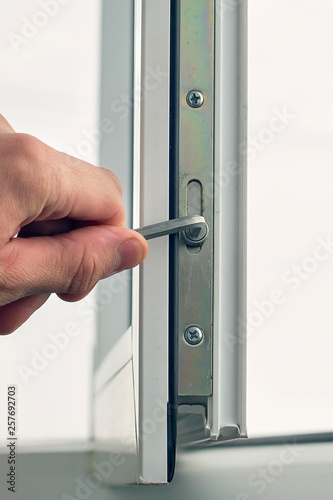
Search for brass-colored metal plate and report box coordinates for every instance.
[177,0,214,396]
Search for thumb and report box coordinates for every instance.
[0,225,148,306]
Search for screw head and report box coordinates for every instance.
[184,326,204,346]
[186,90,204,108]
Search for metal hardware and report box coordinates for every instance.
[135,215,208,241]
[186,90,204,108]
[183,224,209,246]
[184,326,204,346]
[182,180,208,246]
[176,0,215,397]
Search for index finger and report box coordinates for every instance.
[11,135,127,228]
[52,151,126,227]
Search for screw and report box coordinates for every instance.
[186,90,204,108]
[184,326,204,346]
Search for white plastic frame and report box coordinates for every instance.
[93,0,171,485]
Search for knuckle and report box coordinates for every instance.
[66,248,100,295]
[0,247,21,304]
[12,133,43,165]
[0,133,54,213]
[9,134,56,207]
[3,133,47,191]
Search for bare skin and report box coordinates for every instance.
[0,114,148,335]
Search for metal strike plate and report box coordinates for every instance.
[176,0,215,397]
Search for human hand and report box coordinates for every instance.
[0,114,148,334]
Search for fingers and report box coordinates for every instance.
[0,117,143,335]
[46,151,126,227]
[0,133,126,244]
[0,225,148,311]
[0,294,50,335]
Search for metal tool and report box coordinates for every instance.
[135,215,208,243]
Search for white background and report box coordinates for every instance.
[0,0,332,445]
[0,0,102,444]
[248,0,333,435]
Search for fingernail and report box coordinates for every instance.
[115,238,145,272]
